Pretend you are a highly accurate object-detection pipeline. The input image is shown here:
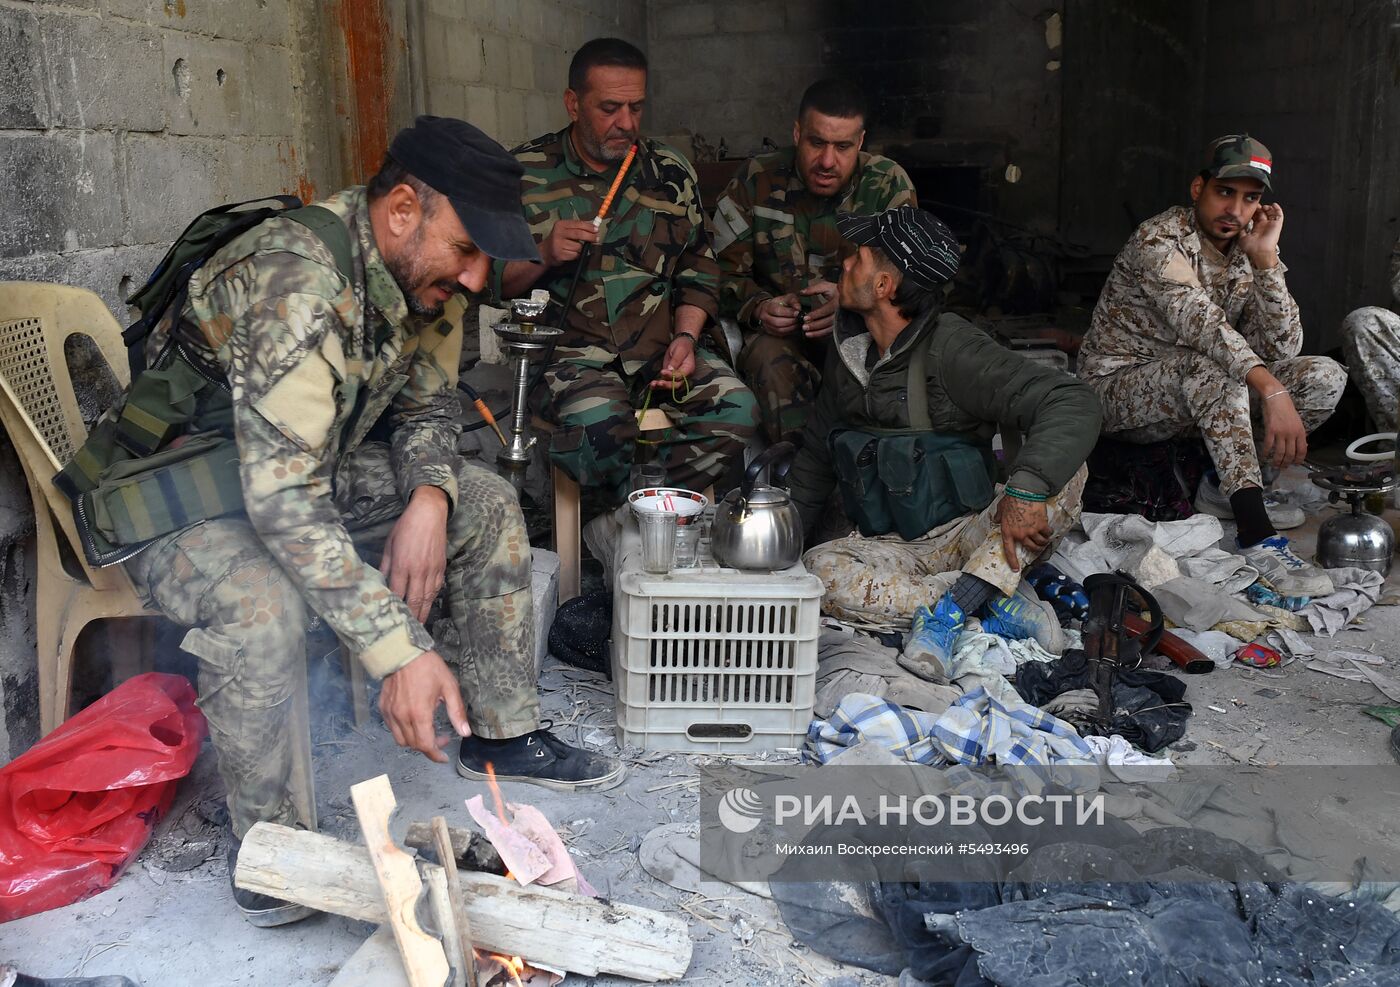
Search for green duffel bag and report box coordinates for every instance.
[830,428,995,540]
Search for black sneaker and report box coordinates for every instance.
[456,723,624,792]
[227,844,314,927]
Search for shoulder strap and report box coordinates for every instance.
[283,204,354,282]
[905,330,936,431]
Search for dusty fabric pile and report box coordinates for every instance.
[771,828,1400,985]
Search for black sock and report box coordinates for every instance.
[1231,486,1276,547]
[949,573,1000,615]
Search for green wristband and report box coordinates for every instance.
[1004,486,1048,503]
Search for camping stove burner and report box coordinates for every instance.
[1308,463,1397,576]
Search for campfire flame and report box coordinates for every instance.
[484,761,509,825]
[482,761,516,882]
[473,950,530,987]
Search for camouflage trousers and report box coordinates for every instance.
[1341,306,1400,432]
[803,467,1087,633]
[736,331,827,445]
[1088,354,1346,496]
[125,442,539,838]
[533,343,760,502]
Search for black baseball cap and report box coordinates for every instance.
[388,116,539,262]
[836,206,960,289]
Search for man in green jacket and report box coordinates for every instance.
[791,207,1102,675]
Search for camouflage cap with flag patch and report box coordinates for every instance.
[1203,133,1273,191]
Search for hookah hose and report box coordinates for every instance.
[527,143,639,397]
[456,378,509,441]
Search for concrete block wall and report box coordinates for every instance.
[418,0,648,151]
[0,0,340,761]
[820,0,1065,234]
[646,0,827,157]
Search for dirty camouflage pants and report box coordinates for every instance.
[534,343,760,502]
[736,331,827,445]
[1341,306,1400,432]
[803,467,1087,632]
[1088,354,1346,496]
[125,442,539,838]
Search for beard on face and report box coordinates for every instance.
[577,117,636,163]
[386,225,456,317]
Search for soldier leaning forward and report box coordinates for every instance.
[57,118,620,928]
[492,38,759,505]
[1078,134,1343,598]
[713,77,916,445]
[791,208,1101,681]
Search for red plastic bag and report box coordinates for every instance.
[0,672,206,922]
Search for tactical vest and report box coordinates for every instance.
[54,207,353,567]
[828,334,998,541]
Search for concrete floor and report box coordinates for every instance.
[4,490,1400,986]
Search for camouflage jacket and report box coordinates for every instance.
[170,186,461,679]
[491,127,718,366]
[1079,205,1302,382]
[711,148,916,325]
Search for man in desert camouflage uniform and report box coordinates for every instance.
[1340,236,1400,431]
[713,78,917,444]
[119,118,619,927]
[493,38,759,503]
[1078,135,1344,597]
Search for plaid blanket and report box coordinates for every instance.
[807,688,1094,775]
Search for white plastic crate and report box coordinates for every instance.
[611,555,823,753]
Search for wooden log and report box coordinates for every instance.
[236,822,692,981]
[432,816,479,987]
[423,867,466,987]
[351,776,450,987]
[328,927,411,987]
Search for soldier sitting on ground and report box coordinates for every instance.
[1077,135,1345,597]
[712,77,916,446]
[70,118,622,928]
[1339,235,1400,432]
[790,207,1101,677]
[493,37,760,504]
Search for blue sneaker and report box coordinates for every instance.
[980,589,1065,652]
[903,594,965,679]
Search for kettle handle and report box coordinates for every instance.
[740,441,796,504]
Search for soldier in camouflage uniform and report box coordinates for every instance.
[118,119,619,927]
[492,38,759,502]
[1079,135,1342,597]
[713,78,917,444]
[1340,236,1400,431]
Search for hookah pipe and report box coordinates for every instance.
[530,143,638,393]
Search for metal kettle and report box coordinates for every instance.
[711,442,803,571]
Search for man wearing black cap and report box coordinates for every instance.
[1079,134,1345,597]
[116,116,620,927]
[790,206,1101,675]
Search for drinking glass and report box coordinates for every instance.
[638,510,678,573]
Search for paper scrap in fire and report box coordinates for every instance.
[465,794,597,896]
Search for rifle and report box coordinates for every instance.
[1081,572,1165,727]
